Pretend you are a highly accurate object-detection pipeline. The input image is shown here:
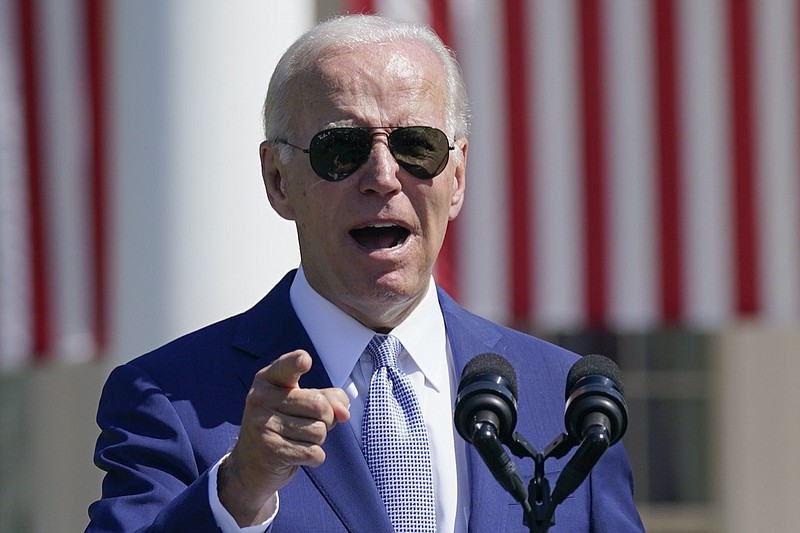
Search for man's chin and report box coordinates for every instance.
[342,278,429,329]
[368,269,430,301]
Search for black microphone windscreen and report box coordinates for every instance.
[460,352,519,399]
[565,354,625,398]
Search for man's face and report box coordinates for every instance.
[261,41,467,331]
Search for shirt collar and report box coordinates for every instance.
[289,267,447,392]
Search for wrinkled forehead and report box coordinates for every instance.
[290,41,449,137]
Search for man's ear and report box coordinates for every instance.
[448,139,467,221]
[260,141,296,220]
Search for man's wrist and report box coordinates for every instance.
[215,454,279,528]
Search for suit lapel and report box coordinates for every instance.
[232,271,391,531]
[302,425,391,531]
[438,289,513,532]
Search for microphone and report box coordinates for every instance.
[552,354,628,505]
[454,353,527,504]
[563,354,628,445]
[454,352,518,443]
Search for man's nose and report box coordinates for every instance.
[358,135,402,194]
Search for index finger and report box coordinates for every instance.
[259,350,313,389]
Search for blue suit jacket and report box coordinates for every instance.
[88,271,643,532]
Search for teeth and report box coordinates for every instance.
[368,223,397,229]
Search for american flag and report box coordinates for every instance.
[0,0,108,371]
[355,0,800,331]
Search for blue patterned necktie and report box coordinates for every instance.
[361,334,436,532]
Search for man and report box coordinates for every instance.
[88,14,644,532]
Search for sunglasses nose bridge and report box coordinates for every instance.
[367,130,391,155]
[365,130,397,164]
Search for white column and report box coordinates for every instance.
[111,0,311,360]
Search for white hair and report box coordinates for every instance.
[262,14,470,161]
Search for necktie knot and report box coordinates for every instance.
[366,334,401,370]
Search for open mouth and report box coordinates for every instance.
[349,224,410,250]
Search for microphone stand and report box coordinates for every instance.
[505,430,609,532]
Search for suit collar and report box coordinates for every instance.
[232,271,305,363]
[231,271,328,391]
[437,286,503,372]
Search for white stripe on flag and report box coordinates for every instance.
[605,0,658,329]
[530,0,585,329]
[754,0,800,323]
[0,0,33,370]
[680,0,734,327]
[374,0,431,23]
[454,0,510,325]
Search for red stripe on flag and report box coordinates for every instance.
[348,0,374,14]
[728,0,760,316]
[430,0,451,45]
[578,0,609,327]
[17,0,51,357]
[428,0,461,300]
[502,0,533,324]
[85,0,109,352]
[434,215,460,300]
[653,0,684,323]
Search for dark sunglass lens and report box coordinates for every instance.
[388,126,451,179]
[308,128,372,181]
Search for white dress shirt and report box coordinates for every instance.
[210,267,470,532]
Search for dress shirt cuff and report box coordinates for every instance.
[208,453,279,533]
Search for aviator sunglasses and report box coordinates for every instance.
[274,126,455,182]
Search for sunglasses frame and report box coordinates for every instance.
[273,126,455,182]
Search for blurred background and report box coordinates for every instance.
[1,0,799,531]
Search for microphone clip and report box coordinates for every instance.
[505,431,576,532]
